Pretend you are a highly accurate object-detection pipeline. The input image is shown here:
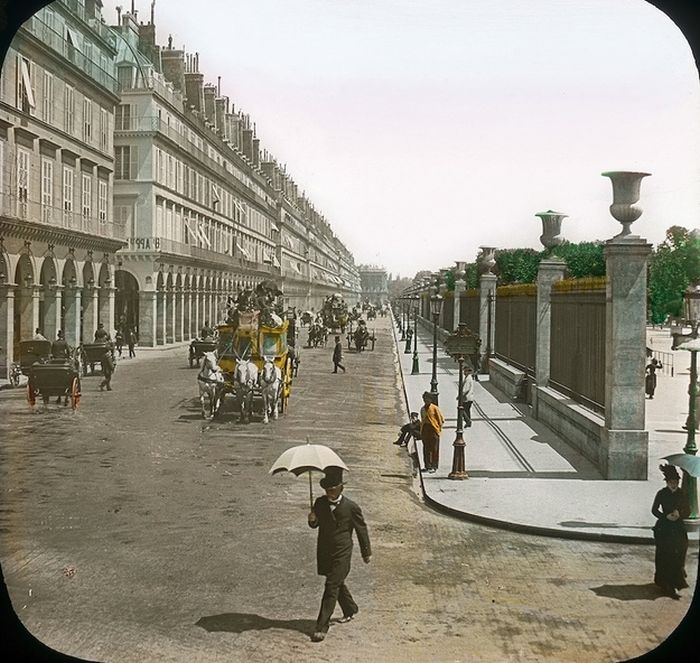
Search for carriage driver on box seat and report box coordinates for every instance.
[200,321,216,339]
[94,322,110,343]
[51,330,71,405]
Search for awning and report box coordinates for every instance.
[184,217,209,247]
[66,27,81,51]
[284,234,294,249]
[290,262,302,274]
[198,221,211,247]
[235,241,250,260]
[271,222,280,232]
[19,58,36,109]
[211,184,221,203]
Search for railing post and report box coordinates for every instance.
[479,273,497,373]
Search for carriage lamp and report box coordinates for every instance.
[429,292,443,404]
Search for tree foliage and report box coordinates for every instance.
[648,226,700,324]
[549,241,605,278]
[494,249,541,284]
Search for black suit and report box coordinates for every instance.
[309,494,371,633]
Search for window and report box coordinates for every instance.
[98,180,107,225]
[156,203,163,236]
[115,104,131,130]
[82,97,92,142]
[41,157,54,223]
[99,108,108,151]
[16,55,35,113]
[62,166,74,225]
[42,71,54,124]
[114,205,133,236]
[64,85,75,135]
[114,146,131,180]
[117,66,134,90]
[81,173,92,219]
[16,148,29,218]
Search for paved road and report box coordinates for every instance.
[0,317,695,662]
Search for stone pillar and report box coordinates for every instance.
[156,290,165,345]
[479,273,497,371]
[63,287,82,349]
[438,284,448,330]
[601,237,652,479]
[138,290,157,346]
[453,279,465,329]
[0,286,15,378]
[175,289,183,342]
[532,258,567,417]
[98,286,116,336]
[192,291,200,338]
[166,290,175,344]
[43,288,61,342]
[82,288,99,343]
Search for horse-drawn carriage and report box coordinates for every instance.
[189,337,218,367]
[19,340,81,409]
[321,293,349,333]
[200,312,293,422]
[80,342,113,375]
[348,320,376,352]
[307,322,328,348]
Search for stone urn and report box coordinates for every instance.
[601,171,650,238]
[478,246,497,274]
[535,210,567,249]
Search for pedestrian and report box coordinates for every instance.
[307,468,371,642]
[394,411,420,446]
[462,366,475,426]
[94,322,110,343]
[33,328,47,341]
[99,345,115,391]
[651,464,689,598]
[420,391,444,473]
[332,335,345,373]
[115,329,124,357]
[200,321,215,339]
[127,327,136,359]
[645,357,662,399]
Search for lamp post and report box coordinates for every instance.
[399,297,406,340]
[445,324,479,480]
[429,292,444,404]
[681,284,700,521]
[411,294,420,375]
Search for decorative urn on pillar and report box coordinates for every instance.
[601,171,650,238]
[535,210,567,249]
[478,246,497,274]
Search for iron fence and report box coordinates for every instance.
[494,286,536,374]
[459,290,479,333]
[442,291,454,332]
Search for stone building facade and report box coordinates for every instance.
[359,265,389,306]
[0,0,124,379]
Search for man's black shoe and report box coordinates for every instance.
[311,631,326,642]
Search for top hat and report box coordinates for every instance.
[320,467,344,489]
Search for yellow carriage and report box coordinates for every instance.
[216,311,294,416]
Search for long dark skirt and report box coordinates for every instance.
[653,520,688,590]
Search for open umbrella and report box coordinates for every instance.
[661,453,700,478]
[269,441,348,508]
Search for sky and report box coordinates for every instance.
[99,0,700,277]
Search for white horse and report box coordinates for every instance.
[234,357,259,423]
[259,357,282,424]
[197,351,224,419]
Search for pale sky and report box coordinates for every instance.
[99,0,700,277]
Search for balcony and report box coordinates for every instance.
[0,192,127,241]
[22,13,119,95]
[120,236,278,274]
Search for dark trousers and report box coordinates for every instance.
[128,343,135,358]
[333,361,345,373]
[463,401,473,426]
[316,560,357,632]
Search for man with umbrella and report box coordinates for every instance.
[307,468,371,642]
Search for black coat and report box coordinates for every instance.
[333,342,343,363]
[309,495,371,576]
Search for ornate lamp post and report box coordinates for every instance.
[399,297,406,340]
[680,285,700,521]
[445,324,479,480]
[429,291,444,404]
[411,294,420,375]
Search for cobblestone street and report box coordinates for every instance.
[0,316,696,662]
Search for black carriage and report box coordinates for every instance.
[351,323,376,352]
[27,356,81,409]
[80,342,112,375]
[189,338,218,367]
[18,340,52,376]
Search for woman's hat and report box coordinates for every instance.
[320,467,344,489]
[659,463,680,482]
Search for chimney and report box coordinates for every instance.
[203,84,217,127]
[241,126,253,161]
[260,160,275,183]
[215,97,227,138]
[161,48,185,92]
[252,136,260,168]
[184,54,204,113]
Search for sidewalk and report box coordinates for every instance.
[393,319,697,544]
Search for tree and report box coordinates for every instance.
[549,241,605,278]
[648,226,700,324]
[494,248,541,284]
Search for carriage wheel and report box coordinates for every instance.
[42,393,50,405]
[70,377,81,411]
[27,382,36,407]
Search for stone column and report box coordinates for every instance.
[138,290,157,346]
[43,287,61,342]
[453,279,465,329]
[82,288,99,343]
[438,284,448,330]
[156,289,165,345]
[175,288,184,342]
[98,286,116,336]
[479,273,497,371]
[166,290,175,344]
[601,237,652,479]
[532,258,567,417]
[0,286,15,378]
[63,286,82,349]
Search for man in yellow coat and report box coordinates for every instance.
[420,391,445,473]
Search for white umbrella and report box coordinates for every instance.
[269,441,348,508]
[662,453,700,478]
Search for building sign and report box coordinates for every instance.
[129,237,161,251]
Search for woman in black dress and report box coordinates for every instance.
[651,464,689,598]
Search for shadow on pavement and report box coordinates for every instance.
[196,612,315,635]
[560,520,643,530]
[590,583,667,601]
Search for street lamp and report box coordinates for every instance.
[399,297,406,340]
[429,291,444,404]
[411,294,420,375]
[681,284,700,521]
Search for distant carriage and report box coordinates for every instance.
[80,342,113,375]
[188,338,218,367]
[20,341,81,410]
